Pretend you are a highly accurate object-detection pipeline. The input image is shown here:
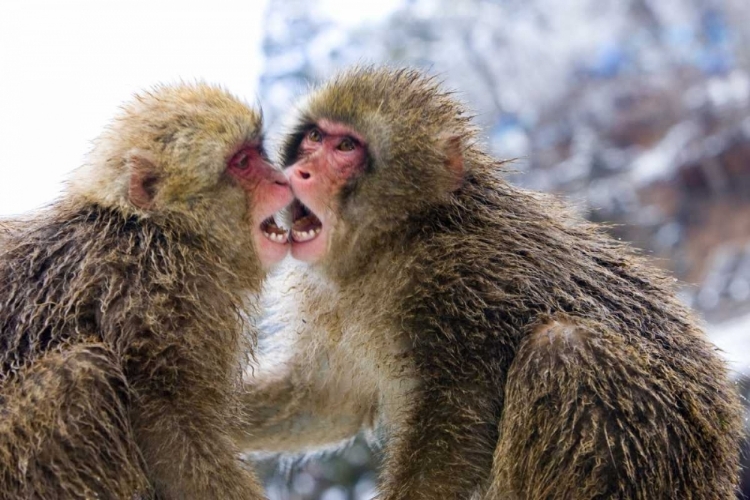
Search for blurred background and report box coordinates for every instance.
[1,0,749,498]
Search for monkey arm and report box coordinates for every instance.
[232,280,375,455]
[133,408,265,500]
[376,384,499,500]
[231,360,372,454]
[0,343,151,499]
[129,361,266,500]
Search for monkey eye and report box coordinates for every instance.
[337,137,356,152]
[232,151,250,170]
[308,128,323,142]
[230,150,250,170]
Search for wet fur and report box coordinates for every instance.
[237,67,743,499]
[0,84,268,499]
[0,202,263,499]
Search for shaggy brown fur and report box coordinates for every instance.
[0,220,19,244]
[234,67,744,499]
[0,83,290,499]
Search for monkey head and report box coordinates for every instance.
[69,83,293,268]
[280,67,472,265]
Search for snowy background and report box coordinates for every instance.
[2,0,749,498]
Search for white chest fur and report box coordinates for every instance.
[258,260,419,438]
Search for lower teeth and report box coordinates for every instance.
[264,231,288,243]
[292,227,321,241]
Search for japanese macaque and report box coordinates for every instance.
[0,83,292,499]
[0,220,19,243]
[0,221,14,234]
[234,67,743,499]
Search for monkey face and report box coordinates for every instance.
[224,141,293,268]
[73,83,294,269]
[280,68,467,266]
[134,87,294,269]
[284,119,367,263]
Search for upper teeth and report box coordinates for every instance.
[292,227,321,242]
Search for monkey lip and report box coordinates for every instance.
[290,200,322,243]
[260,216,289,244]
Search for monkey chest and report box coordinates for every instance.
[324,320,417,411]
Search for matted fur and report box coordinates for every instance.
[0,83,270,499]
[237,67,743,500]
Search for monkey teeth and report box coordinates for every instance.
[263,231,289,243]
[291,227,321,243]
[261,217,289,244]
[289,200,323,243]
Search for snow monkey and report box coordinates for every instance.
[0,83,293,499]
[233,67,744,500]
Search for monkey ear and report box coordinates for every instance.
[127,152,161,210]
[441,134,465,192]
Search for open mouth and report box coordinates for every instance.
[260,215,289,244]
[290,199,322,243]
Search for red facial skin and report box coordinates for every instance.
[227,143,293,268]
[285,120,367,263]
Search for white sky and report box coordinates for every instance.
[0,0,269,216]
[319,0,403,26]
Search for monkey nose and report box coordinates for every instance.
[270,171,288,186]
[292,167,312,181]
[262,164,289,186]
